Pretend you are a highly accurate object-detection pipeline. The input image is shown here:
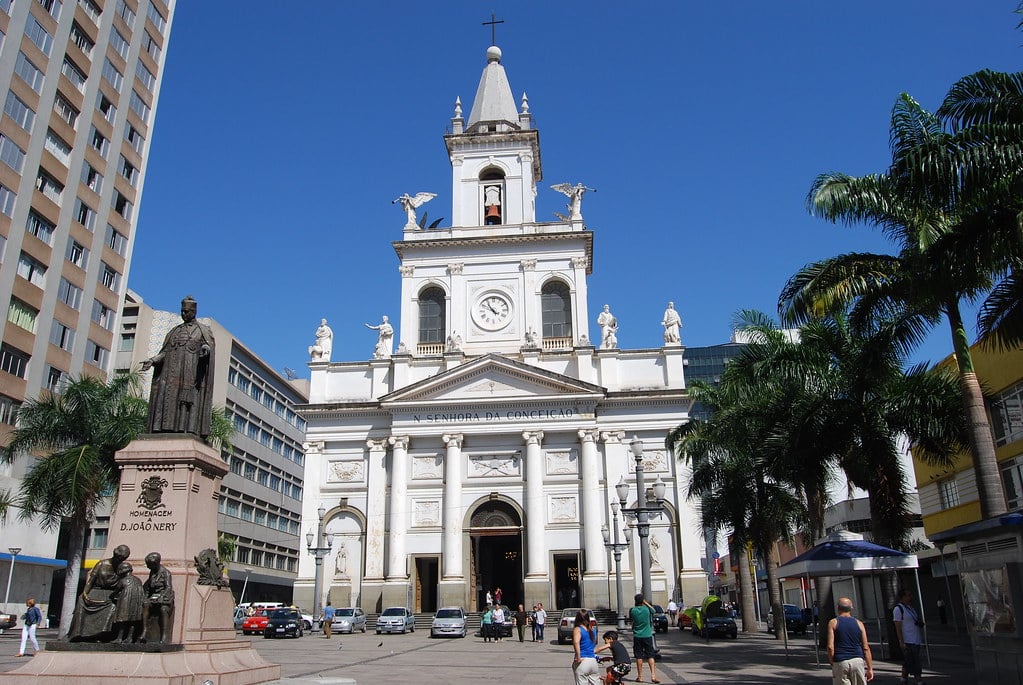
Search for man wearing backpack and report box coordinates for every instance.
[17,597,42,657]
[893,589,924,685]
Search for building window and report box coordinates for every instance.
[45,365,66,392]
[17,252,46,287]
[128,90,149,123]
[85,339,109,368]
[135,61,155,91]
[240,504,253,522]
[75,198,97,230]
[61,57,87,92]
[125,123,145,153]
[50,320,75,350]
[4,91,35,132]
[37,0,62,19]
[118,155,138,186]
[91,299,115,330]
[119,332,134,351]
[418,286,445,344]
[0,343,30,378]
[142,30,161,60]
[0,393,21,424]
[102,58,123,90]
[35,168,64,204]
[541,280,573,339]
[938,478,960,510]
[0,184,15,216]
[112,191,133,220]
[97,93,116,123]
[0,0,11,14]
[90,126,110,157]
[991,380,1023,448]
[25,16,53,56]
[105,224,128,255]
[44,129,72,165]
[1002,456,1023,511]
[16,53,45,93]
[57,277,83,309]
[99,261,121,291]
[115,0,135,28]
[146,2,166,32]
[224,499,239,517]
[54,92,80,128]
[66,240,89,268]
[7,297,38,332]
[69,21,94,55]
[78,0,101,22]
[109,27,129,58]
[0,135,25,172]
[81,162,103,192]
[26,211,55,244]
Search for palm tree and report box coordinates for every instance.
[779,92,1011,519]
[1,373,147,636]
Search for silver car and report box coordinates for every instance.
[430,606,466,638]
[331,607,367,634]
[376,606,415,634]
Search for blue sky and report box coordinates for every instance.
[129,2,1023,377]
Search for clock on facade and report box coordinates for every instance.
[472,293,512,330]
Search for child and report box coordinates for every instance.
[595,630,631,685]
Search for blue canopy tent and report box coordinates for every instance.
[775,530,924,666]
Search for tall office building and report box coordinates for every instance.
[0,0,174,615]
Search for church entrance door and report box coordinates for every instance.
[553,553,581,610]
[468,500,523,611]
[414,556,438,613]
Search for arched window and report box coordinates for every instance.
[418,287,445,344]
[541,281,572,339]
[480,167,505,225]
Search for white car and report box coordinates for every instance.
[376,606,415,634]
[430,607,466,638]
[331,607,367,634]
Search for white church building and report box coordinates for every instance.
[296,44,706,615]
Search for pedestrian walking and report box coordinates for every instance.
[893,589,925,685]
[936,598,947,625]
[322,601,336,638]
[628,594,660,683]
[666,599,678,626]
[482,605,493,642]
[514,604,528,642]
[534,603,547,642]
[530,604,539,641]
[492,603,505,641]
[826,597,873,684]
[17,598,42,657]
[571,609,599,685]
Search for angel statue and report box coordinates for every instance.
[392,192,437,229]
[551,183,594,221]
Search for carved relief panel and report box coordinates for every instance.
[549,495,578,523]
[545,449,578,476]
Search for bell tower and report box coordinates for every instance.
[394,45,592,356]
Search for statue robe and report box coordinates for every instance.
[147,320,215,439]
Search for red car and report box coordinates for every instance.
[679,612,693,630]
[241,609,270,635]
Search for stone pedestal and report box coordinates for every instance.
[0,436,280,684]
[582,574,611,610]
[329,578,353,607]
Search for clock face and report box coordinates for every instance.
[473,293,512,330]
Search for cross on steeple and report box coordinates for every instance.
[482,12,504,46]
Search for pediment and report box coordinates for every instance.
[380,354,604,407]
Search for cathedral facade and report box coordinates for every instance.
[296,44,706,615]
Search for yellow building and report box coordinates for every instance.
[914,343,1023,536]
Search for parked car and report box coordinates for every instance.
[233,606,246,630]
[694,615,738,639]
[679,612,693,630]
[376,606,415,634]
[652,605,669,633]
[431,606,467,638]
[0,610,16,630]
[263,607,304,638]
[557,608,598,645]
[241,609,270,635]
[299,611,314,631]
[767,603,807,635]
[331,607,367,634]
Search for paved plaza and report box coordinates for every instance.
[0,623,974,684]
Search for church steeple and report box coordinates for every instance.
[444,45,541,228]
[466,46,521,134]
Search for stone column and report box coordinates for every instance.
[578,429,606,575]
[523,430,546,577]
[441,433,464,579]
[386,436,410,581]
[601,430,631,574]
[364,439,388,598]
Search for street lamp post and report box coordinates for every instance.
[602,501,633,631]
[238,567,253,607]
[4,547,21,613]
[305,504,333,628]
[617,437,666,600]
